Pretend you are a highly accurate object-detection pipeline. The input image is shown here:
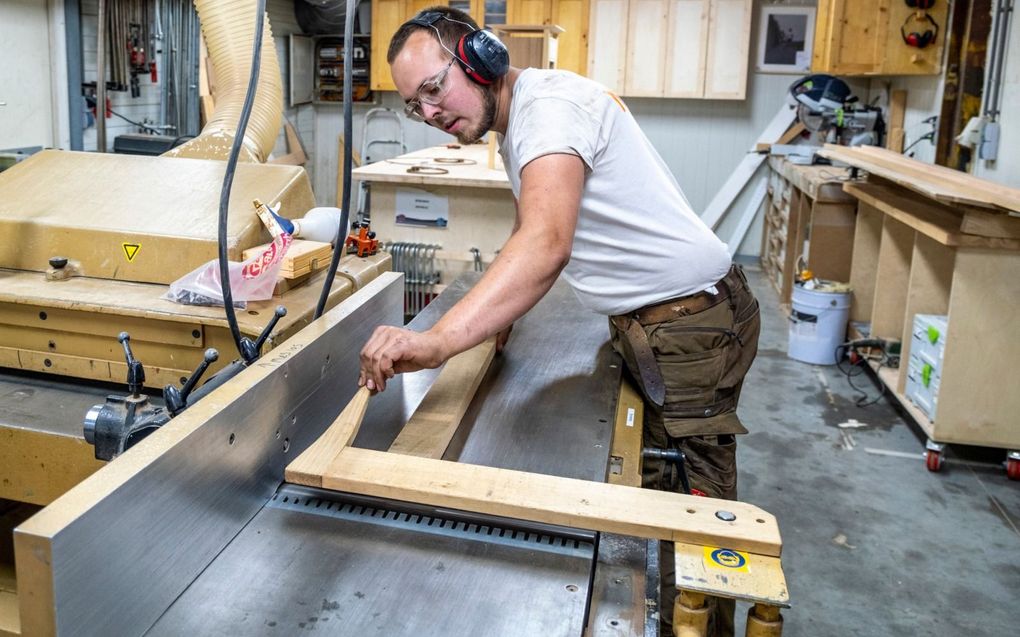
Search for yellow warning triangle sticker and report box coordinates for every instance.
[122,243,141,262]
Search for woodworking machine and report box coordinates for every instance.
[4,274,788,636]
[0,0,390,506]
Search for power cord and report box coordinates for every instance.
[216,0,268,361]
[313,0,359,320]
[834,339,896,407]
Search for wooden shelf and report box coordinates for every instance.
[843,169,1020,450]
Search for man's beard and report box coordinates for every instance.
[455,85,497,144]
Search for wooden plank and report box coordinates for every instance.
[0,425,106,506]
[726,177,767,256]
[823,144,1020,213]
[306,446,783,557]
[845,182,1020,250]
[243,240,333,278]
[389,338,497,458]
[848,203,883,323]
[886,89,907,152]
[700,105,797,229]
[806,201,857,283]
[607,377,644,487]
[869,215,914,341]
[936,249,1020,448]
[285,386,372,488]
[352,143,511,190]
[960,209,1020,239]
[673,541,789,606]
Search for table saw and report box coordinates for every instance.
[4,272,788,636]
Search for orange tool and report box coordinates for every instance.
[345,221,379,258]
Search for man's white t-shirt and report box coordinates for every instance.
[498,69,731,316]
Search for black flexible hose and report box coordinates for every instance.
[314,0,358,320]
[217,0,268,359]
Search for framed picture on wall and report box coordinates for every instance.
[756,6,816,74]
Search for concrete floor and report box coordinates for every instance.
[732,265,1020,636]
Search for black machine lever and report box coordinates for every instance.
[85,306,289,460]
[238,305,287,363]
[118,332,145,395]
[163,348,219,416]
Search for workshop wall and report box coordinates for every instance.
[974,6,1020,185]
[80,0,163,151]
[0,0,59,149]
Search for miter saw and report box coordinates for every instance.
[789,74,885,149]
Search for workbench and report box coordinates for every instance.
[352,143,515,293]
[6,273,789,636]
[820,145,1020,477]
[761,156,859,305]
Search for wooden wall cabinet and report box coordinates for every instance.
[812,0,949,76]
[370,0,589,92]
[588,0,750,99]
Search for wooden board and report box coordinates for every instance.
[869,215,914,341]
[286,386,372,487]
[243,239,332,279]
[886,89,906,153]
[297,446,782,557]
[821,144,1020,214]
[936,249,1020,448]
[388,338,497,459]
[0,426,106,506]
[845,182,1020,250]
[673,541,789,605]
[351,144,510,189]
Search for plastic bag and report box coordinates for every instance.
[163,234,292,308]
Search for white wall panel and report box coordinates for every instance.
[0,0,56,148]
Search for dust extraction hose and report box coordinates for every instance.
[164,0,283,163]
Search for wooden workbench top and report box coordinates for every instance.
[352,143,511,190]
[768,155,858,203]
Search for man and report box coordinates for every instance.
[359,7,760,636]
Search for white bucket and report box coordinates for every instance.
[788,283,852,365]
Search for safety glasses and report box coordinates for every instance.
[403,58,456,122]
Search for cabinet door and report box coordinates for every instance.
[702,0,751,99]
[624,0,669,96]
[588,0,628,92]
[507,0,590,76]
[819,0,888,75]
[552,0,590,76]
[664,0,709,98]
[370,0,408,91]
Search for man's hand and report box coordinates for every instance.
[359,326,449,391]
[495,323,513,353]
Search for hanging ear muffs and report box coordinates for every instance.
[407,11,509,85]
[905,0,936,9]
[901,12,939,49]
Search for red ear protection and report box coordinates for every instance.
[901,12,939,49]
[407,11,509,85]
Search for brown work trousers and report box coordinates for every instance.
[609,265,761,637]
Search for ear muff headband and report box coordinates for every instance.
[900,12,938,48]
[406,11,509,85]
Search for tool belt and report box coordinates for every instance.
[610,267,737,406]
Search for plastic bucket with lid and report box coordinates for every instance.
[788,282,851,365]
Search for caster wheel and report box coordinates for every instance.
[1007,457,1020,481]
[925,449,944,473]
